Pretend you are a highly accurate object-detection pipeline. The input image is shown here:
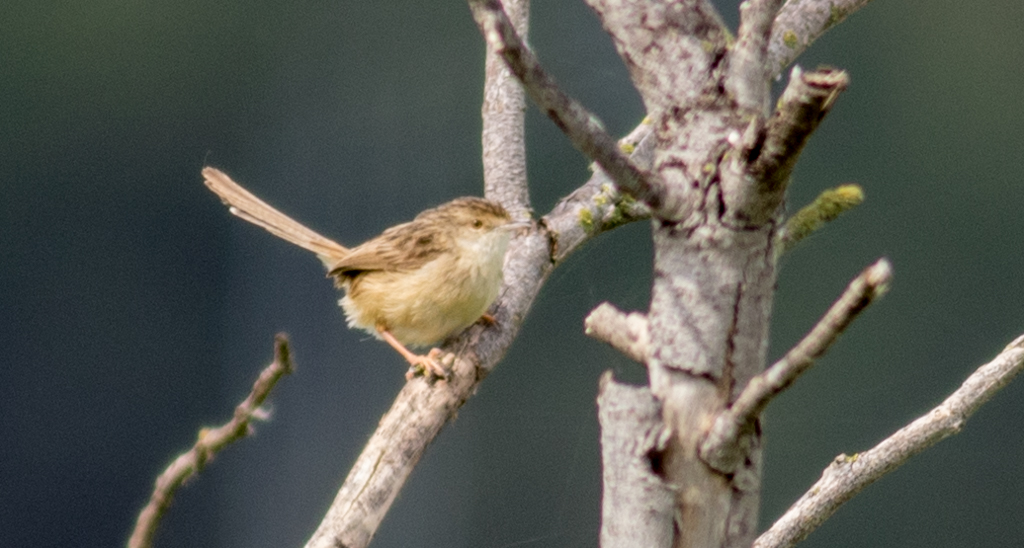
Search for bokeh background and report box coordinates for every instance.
[3,1,1024,547]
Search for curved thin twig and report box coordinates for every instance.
[128,335,294,548]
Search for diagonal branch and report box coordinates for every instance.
[128,335,294,548]
[467,0,661,211]
[726,66,849,225]
[700,259,891,473]
[542,121,653,264]
[305,355,481,548]
[304,4,666,544]
[305,225,555,548]
[301,2,879,546]
[768,0,879,79]
[754,332,1024,548]
[752,66,849,192]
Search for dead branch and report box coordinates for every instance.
[700,259,891,473]
[724,66,850,227]
[754,333,1024,548]
[585,303,650,364]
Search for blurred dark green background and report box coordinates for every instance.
[3,1,1023,547]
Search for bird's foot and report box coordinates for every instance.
[404,348,449,381]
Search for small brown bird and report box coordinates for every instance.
[203,167,523,379]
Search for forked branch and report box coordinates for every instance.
[701,259,891,473]
[467,0,660,210]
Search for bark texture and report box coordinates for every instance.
[598,373,674,548]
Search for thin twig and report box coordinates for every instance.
[754,332,1024,548]
[700,259,891,473]
[128,335,294,548]
[466,0,660,211]
[585,302,650,364]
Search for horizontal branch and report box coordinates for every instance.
[700,259,891,473]
[467,0,661,211]
[128,335,294,548]
[585,302,651,364]
[754,332,1024,548]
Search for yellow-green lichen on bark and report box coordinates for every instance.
[828,3,846,27]
[780,184,864,254]
[783,30,799,49]
[578,207,595,232]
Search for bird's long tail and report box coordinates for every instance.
[202,167,349,264]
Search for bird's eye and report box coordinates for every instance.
[472,219,484,229]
